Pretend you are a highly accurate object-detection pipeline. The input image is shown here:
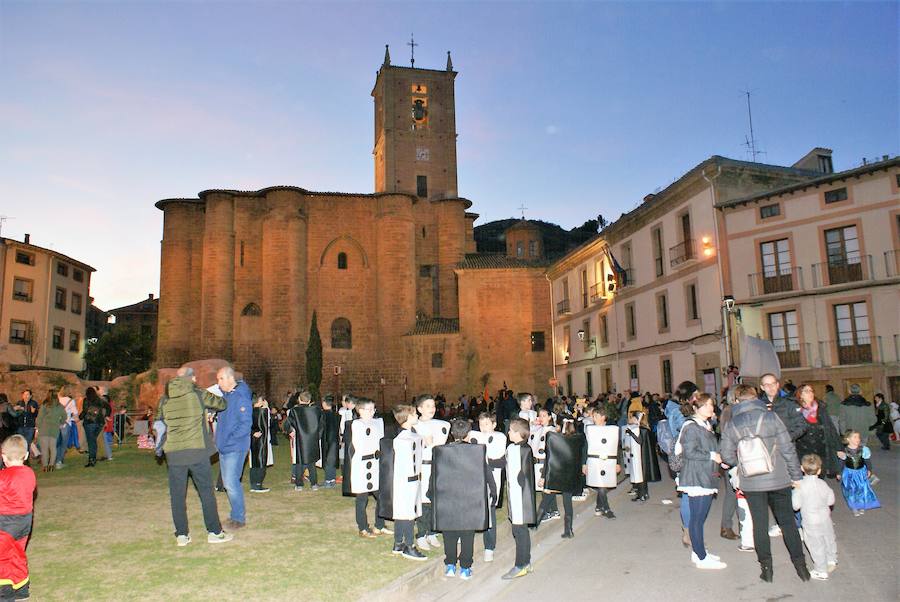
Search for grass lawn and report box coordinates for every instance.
[27,438,437,601]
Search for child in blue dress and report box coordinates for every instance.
[836,430,880,517]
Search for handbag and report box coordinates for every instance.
[29,441,41,458]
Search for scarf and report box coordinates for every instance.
[801,400,819,424]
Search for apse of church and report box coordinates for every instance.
[156,50,551,402]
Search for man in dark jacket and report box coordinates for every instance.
[157,367,232,546]
[721,384,808,583]
[759,373,808,441]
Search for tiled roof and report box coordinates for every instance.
[457,253,549,270]
[716,156,900,208]
[406,318,460,336]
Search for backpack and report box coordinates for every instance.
[656,419,674,456]
[668,422,688,474]
[733,413,775,478]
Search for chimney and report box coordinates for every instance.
[148,293,155,300]
[24,234,30,244]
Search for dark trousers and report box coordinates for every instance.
[167,460,222,537]
[875,431,891,449]
[394,520,415,546]
[595,487,610,511]
[84,423,102,462]
[292,463,317,486]
[635,481,648,497]
[538,491,571,518]
[355,493,385,531]
[688,494,714,559]
[744,488,805,564]
[443,530,475,568]
[511,524,531,567]
[720,470,737,530]
[249,465,267,489]
[416,503,433,538]
[483,505,497,550]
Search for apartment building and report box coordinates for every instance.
[0,235,95,372]
[548,152,829,398]
[718,155,900,402]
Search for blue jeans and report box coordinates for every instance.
[84,423,102,462]
[18,427,35,450]
[688,494,714,560]
[56,424,70,465]
[218,451,247,524]
[324,462,336,482]
[680,491,691,528]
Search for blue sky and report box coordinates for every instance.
[1,1,896,310]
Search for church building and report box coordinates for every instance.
[155,49,552,402]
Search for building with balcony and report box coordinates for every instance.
[718,155,900,403]
[0,234,95,372]
[548,153,822,398]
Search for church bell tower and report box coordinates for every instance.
[372,44,458,200]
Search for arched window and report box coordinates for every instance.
[241,303,261,317]
[331,318,351,349]
[337,252,348,270]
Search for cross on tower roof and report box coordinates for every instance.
[518,204,528,219]
[407,34,418,68]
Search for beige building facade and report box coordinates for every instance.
[718,156,900,402]
[548,153,833,398]
[0,235,95,372]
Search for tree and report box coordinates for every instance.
[597,214,609,230]
[306,311,323,401]
[21,322,42,367]
[83,327,154,379]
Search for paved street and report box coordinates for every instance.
[406,445,898,602]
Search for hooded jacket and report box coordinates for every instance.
[216,381,253,455]
[157,376,225,465]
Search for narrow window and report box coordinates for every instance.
[55,287,67,310]
[240,240,245,267]
[337,252,348,270]
[530,331,545,352]
[69,330,80,352]
[416,175,428,197]
[431,353,443,368]
[687,284,699,321]
[71,293,83,315]
[661,359,672,394]
[625,302,636,339]
[52,327,64,350]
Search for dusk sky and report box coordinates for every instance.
[1,1,896,311]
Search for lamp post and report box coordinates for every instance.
[722,295,735,368]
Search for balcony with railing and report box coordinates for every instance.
[810,255,873,288]
[669,238,696,268]
[620,268,635,288]
[834,336,873,365]
[589,282,604,303]
[885,249,900,278]
[556,298,571,316]
[772,341,801,368]
[748,266,803,297]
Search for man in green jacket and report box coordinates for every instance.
[157,367,233,546]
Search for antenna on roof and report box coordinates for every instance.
[0,215,13,237]
[741,89,766,162]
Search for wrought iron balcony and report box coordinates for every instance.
[748,266,803,297]
[811,255,872,288]
[669,239,696,268]
[556,298,571,316]
[589,282,603,303]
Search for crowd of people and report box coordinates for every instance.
[0,368,895,599]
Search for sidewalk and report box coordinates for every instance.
[393,446,898,602]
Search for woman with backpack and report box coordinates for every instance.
[720,384,809,583]
[675,393,727,570]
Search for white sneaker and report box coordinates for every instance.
[416,536,431,551]
[694,555,727,570]
[691,551,721,564]
[484,549,494,562]
[207,531,234,544]
[810,570,828,581]
[426,534,440,548]
[827,561,838,573]
[176,534,191,547]
[768,525,782,537]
